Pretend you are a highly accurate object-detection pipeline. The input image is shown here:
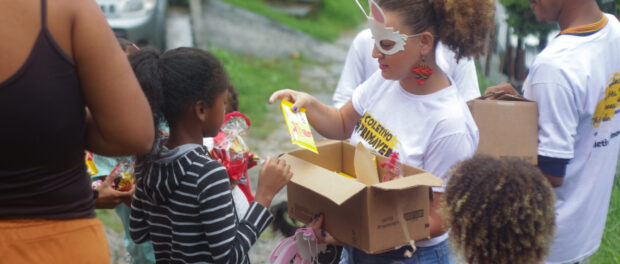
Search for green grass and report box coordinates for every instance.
[475,61,488,95]
[590,174,620,263]
[221,0,366,42]
[96,209,124,234]
[209,46,309,138]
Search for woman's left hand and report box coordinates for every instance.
[308,214,347,246]
[94,173,135,209]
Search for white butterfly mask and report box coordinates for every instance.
[354,0,422,55]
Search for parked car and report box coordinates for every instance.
[96,0,167,50]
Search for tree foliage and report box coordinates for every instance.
[498,0,556,46]
[596,0,620,13]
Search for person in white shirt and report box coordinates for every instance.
[270,0,495,263]
[487,1,620,262]
[332,28,480,108]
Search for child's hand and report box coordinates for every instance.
[254,157,292,208]
[269,89,316,113]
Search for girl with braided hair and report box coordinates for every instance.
[270,0,494,262]
[442,154,556,264]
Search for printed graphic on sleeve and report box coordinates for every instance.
[592,73,620,128]
[353,113,398,156]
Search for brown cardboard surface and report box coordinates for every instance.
[354,143,380,185]
[367,187,431,252]
[373,173,442,191]
[468,95,538,164]
[287,179,369,249]
[281,152,365,205]
[283,140,442,253]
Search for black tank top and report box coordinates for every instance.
[0,0,94,219]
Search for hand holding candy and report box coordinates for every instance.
[117,172,135,192]
[95,170,135,209]
[269,89,317,113]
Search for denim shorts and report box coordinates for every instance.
[339,240,454,264]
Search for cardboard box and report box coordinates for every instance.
[467,92,538,164]
[281,140,442,254]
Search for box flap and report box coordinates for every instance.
[286,140,343,171]
[281,154,367,205]
[315,139,341,147]
[373,173,442,190]
[354,143,380,185]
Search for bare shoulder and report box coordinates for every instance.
[46,0,87,59]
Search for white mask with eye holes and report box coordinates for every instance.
[354,0,422,55]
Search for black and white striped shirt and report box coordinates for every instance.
[130,144,272,263]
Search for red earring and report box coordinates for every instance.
[411,56,433,85]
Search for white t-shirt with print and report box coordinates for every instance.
[523,14,620,264]
[350,71,479,247]
[333,28,480,108]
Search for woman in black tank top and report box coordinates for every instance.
[0,0,154,262]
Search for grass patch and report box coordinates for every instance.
[96,209,124,234]
[590,174,620,263]
[259,227,276,239]
[221,0,366,42]
[210,46,309,138]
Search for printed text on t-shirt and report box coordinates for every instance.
[592,73,620,128]
[354,113,398,156]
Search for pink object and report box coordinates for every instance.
[269,227,327,264]
[380,152,402,182]
[91,180,103,190]
[371,0,384,23]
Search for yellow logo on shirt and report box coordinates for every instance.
[354,113,398,156]
[592,73,620,128]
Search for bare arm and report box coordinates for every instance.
[544,173,563,187]
[269,89,361,139]
[429,192,447,237]
[72,0,154,156]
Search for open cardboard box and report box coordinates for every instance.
[467,92,538,164]
[281,140,442,254]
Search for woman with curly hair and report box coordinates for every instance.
[442,155,556,264]
[270,0,495,262]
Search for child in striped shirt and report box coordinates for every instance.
[128,47,292,263]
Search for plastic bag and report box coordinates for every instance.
[211,111,258,202]
[91,159,134,191]
[379,152,403,182]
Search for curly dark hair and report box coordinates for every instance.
[441,155,556,264]
[376,0,495,61]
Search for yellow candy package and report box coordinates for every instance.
[280,99,318,154]
[85,152,98,176]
